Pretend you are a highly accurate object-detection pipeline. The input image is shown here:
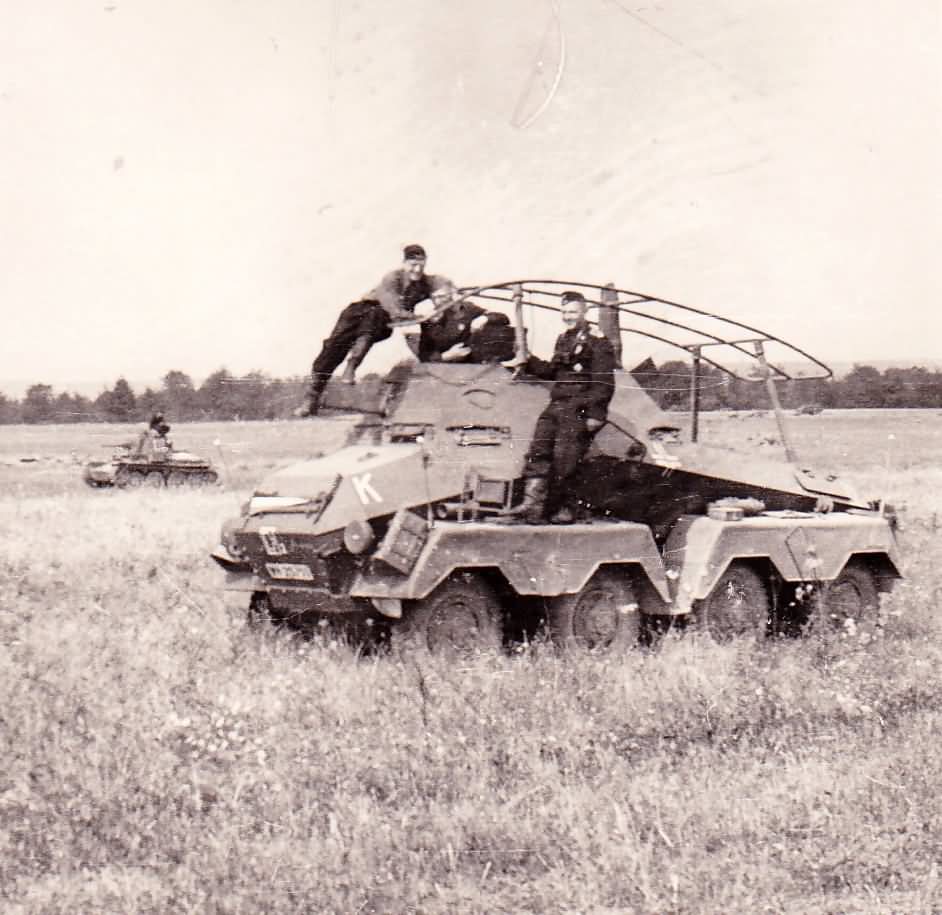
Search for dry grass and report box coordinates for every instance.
[1,411,940,914]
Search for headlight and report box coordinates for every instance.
[343,519,375,555]
[221,518,246,558]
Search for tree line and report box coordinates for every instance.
[2,362,941,424]
[637,361,942,412]
[0,370,306,425]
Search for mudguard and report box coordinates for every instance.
[349,520,672,603]
[663,511,902,614]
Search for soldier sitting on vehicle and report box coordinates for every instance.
[298,243,450,417]
[415,282,513,363]
[137,412,172,456]
[500,290,616,524]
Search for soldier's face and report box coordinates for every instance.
[404,258,426,281]
[431,288,454,309]
[428,288,454,321]
[561,301,587,329]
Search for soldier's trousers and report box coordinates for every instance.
[523,401,596,499]
[310,300,392,391]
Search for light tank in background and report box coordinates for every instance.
[211,280,901,651]
[84,436,218,489]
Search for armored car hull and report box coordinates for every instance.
[213,346,900,651]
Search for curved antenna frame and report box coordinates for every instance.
[462,279,832,382]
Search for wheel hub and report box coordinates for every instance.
[427,600,486,654]
[572,587,619,648]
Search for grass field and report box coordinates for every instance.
[2,410,940,914]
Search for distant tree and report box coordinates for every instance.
[53,391,95,423]
[93,388,113,421]
[22,384,55,423]
[161,370,198,421]
[229,370,277,420]
[0,392,21,424]
[654,360,691,410]
[839,364,884,408]
[103,377,137,421]
[198,368,239,420]
[136,386,163,420]
[922,370,942,408]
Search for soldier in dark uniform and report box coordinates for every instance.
[138,412,172,455]
[417,282,512,363]
[502,290,616,523]
[298,244,445,416]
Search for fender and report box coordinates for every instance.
[350,519,672,604]
[664,511,902,614]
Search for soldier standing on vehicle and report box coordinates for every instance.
[416,281,512,363]
[501,290,615,523]
[298,244,447,417]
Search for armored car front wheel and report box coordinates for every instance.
[696,562,771,641]
[547,568,641,652]
[398,572,503,656]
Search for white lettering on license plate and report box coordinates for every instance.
[265,562,314,581]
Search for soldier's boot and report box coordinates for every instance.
[549,504,576,524]
[340,335,373,385]
[295,376,328,418]
[497,477,548,524]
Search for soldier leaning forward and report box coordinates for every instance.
[299,243,446,417]
[503,290,616,523]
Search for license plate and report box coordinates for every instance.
[265,562,314,581]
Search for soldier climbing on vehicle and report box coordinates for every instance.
[500,290,616,523]
[298,243,450,417]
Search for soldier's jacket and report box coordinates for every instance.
[525,323,616,422]
[418,304,512,362]
[367,270,444,318]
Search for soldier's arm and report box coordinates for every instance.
[524,353,557,379]
[585,337,616,422]
[523,332,567,378]
[369,271,410,319]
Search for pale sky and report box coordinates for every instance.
[2,0,939,395]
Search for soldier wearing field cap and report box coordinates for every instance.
[298,243,447,417]
[370,244,441,320]
[501,290,616,523]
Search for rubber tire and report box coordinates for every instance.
[814,561,880,632]
[398,572,502,656]
[246,592,275,628]
[119,470,145,488]
[547,568,641,652]
[167,471,188,487]
[696,563,771,641]
[145,471,164,488]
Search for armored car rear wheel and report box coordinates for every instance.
[547,568,641,652]
[398,572,502,656]
[697,562,771,641]
[813,560,880,634]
